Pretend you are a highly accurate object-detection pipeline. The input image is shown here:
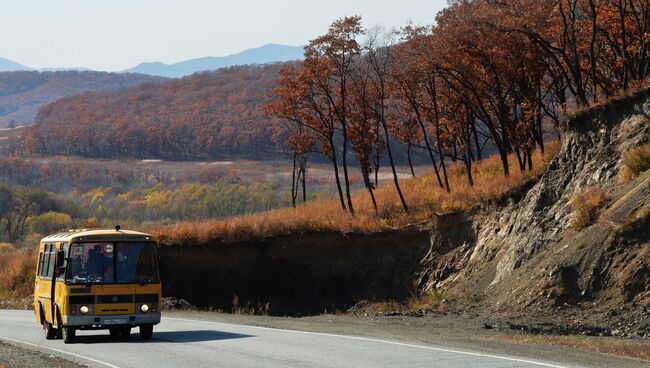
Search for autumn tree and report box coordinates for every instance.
[363,28,410,211]
[303,16,366,215]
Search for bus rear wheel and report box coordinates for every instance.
[62,327,76,344]
[139,325,153,340]
[44,322,57,340]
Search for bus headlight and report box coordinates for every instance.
[80,305,89,314]
[140,304,149,313]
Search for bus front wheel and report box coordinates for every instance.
[62,327,76,344]
[139,325,153,340]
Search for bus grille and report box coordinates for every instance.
[69,295,94,304]
[135,294,159,303]
[96,295,134,304]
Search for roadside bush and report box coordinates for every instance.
[622,144,650,177]
[23,233,44,249]
[0,249,36,299]
[0,243,15,253]
[570,189,608,229]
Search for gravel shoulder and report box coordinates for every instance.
[166,310,650,368]
[0,340,84,368]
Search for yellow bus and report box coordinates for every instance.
[34,226,161,344]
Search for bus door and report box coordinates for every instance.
[37,243,56,323]
[52,243,68,327]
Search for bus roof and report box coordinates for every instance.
[41,229,153,243]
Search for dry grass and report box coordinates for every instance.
[571,78,650,119]
[348,292,447,315]
[569,188,608,229]
[0,249,36,302]
[152,143,559,245]
[623,144,650,177]
[405,291,445,311]
[482,334,650,361]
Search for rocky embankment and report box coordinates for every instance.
[418,90,650,337]
[159,89,650,336]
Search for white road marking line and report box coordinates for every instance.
[0,335,121,368]
[166,317,570,368]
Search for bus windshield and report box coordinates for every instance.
[66,242,159,284]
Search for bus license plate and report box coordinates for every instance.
[104,319,126,325]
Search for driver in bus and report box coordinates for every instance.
[82,245,102,276]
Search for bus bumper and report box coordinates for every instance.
[63,313,161,327]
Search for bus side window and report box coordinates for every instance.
[46,244,56,279]
[55,243,68,281]
[42,244,52,279]
[41,245,48,278]
[37,252,44,279]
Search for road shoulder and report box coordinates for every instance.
[0,340,85,368]
[165,311,650,368]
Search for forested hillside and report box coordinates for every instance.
[0,71,164,128]
[21,64,289,159]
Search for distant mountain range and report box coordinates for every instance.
[0,57,32,72]
[0,44,305,77]
[123,44,304,78]
[0,58,100,73]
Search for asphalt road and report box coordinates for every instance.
[0,310,578,368]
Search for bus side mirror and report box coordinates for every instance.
[56,250,66,270]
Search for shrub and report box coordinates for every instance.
[570,189,608,229]
[0,249,36,299]
[406,292,444,311]
[26,211,73,235]
[622,144,650,177]
[23,233,44,248]
[0,243,15,253]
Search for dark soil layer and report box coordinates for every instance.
[159,228,431,315]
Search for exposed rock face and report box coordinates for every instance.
[482,95,648,285]
[431,90,650,318]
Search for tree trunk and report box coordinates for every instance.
[416,120,443,188]
[301,165,307,203]
[499,147,510,177]
[291,153,297,208]
[431,75,450,193]
[365,176,378,214]
[329,138,347,211]
[464,140,474,186]
[381,121,409,212]
[515,147,525,173]
[340,123,355,215]
[464,111,474,186]
[471,119,482,161]
[407,144,416,177]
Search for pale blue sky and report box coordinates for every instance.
[0,0,447,71]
